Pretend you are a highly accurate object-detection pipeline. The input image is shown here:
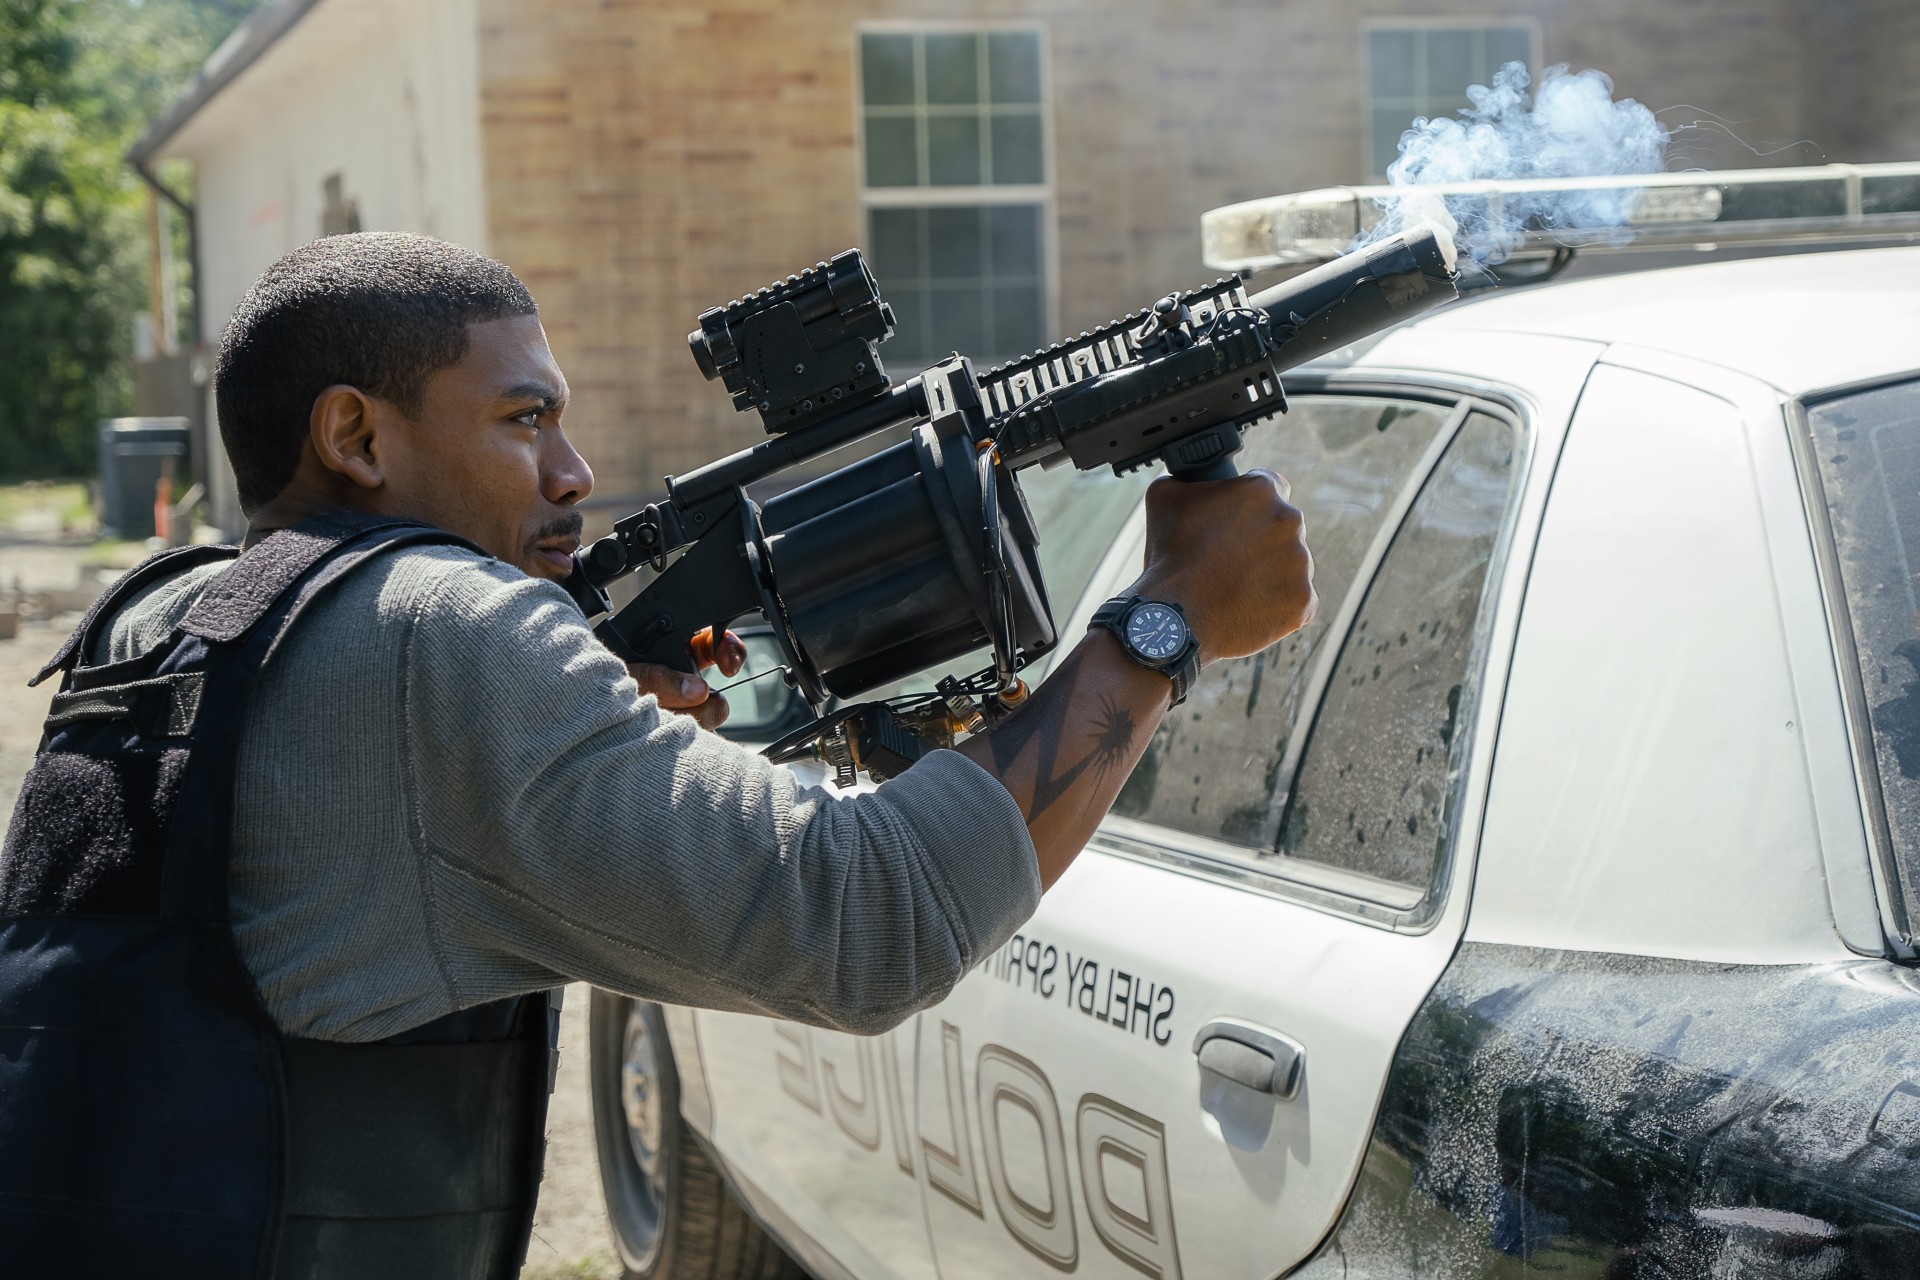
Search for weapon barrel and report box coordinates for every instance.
[1251,226,1459,373]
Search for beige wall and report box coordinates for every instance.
[164,0,486,532]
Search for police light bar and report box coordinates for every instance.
[1203,162,1920,274]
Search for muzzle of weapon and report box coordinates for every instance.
[1253,224,1459,374]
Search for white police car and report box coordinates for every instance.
[588,170,1920,1280]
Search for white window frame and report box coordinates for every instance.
[1362,16,1543,179]
[853,20,1060,361]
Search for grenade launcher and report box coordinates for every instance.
[560,227,1459,784]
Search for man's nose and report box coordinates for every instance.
[543,427,594,506]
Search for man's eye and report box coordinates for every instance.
[512,409,542,428]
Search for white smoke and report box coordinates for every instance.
[1367,62,1671,265]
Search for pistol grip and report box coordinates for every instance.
[652,645,701,676]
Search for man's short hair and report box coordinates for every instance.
[215,232,538,512]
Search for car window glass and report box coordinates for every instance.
[1805,378,1920,917]
[1277,411,1516,890]
[1112,396,1454,847]
[721,633,805,737]
[1019,461,1156,611]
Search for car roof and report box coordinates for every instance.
[1405,245,1920,397]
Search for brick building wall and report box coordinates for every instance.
[475,0,1884,514]
[1803,0,1920,164]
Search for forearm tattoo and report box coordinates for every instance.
[986,673,1141,823]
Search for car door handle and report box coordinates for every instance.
[1192,1019,1305,1099]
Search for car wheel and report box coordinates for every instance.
[588,991,806,1280]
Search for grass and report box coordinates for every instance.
[0,480,92,530]
[81,539,150,568]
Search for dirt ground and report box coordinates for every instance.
[0,535,622,1280]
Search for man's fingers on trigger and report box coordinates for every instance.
[689,627,719,670]
[716,630,748,678]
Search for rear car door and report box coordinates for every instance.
[1297,359,1914,1275]
[915,385,1530,1280]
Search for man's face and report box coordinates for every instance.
[376,314,593,581]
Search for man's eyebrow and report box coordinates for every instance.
[499,380,566,409]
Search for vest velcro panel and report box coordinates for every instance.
[0,743,190,916]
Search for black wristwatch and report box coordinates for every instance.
[1090,595,1201,705]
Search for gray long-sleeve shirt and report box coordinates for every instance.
[92,544,1040,1042]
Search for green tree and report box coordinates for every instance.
[0,0,254,480]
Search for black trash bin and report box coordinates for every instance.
[97,417,190,540]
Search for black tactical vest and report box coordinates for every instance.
[0,517,558,1279]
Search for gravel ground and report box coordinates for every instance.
[0,538,622,1280]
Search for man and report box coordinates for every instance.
[0,233,1314,1277]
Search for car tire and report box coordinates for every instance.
[588,990,806,1280]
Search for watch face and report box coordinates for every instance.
[1125,602,1189,662]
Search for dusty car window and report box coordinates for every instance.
[1277,411,1516,889]
[1805,378,1920,919]
[1112,395,1454,848]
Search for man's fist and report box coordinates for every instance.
[1128,469,1316,666]
[625,627,746,731]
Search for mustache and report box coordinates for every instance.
[531,512,584,544]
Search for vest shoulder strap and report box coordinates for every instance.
[31,543,241,689]
[156,516,484,929]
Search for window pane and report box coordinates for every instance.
[860,28,1047,358]
[1113,398,1455,847]
[928,283,988,358]
[988,204,1040,277]
[1485,27,1531,76]
[988,32,1042,104]
[1368,29,1417,98]
[865,115,920,187]
[1279,413,1515,889]
[885,282,931,364]
[924,33,981,105]
[868,207,922,285]
[861,33,916,107]
[990,113,1045,185]
[1807,379,1920,920]
[1426,29,1475,100]
[876,203,1042,364]
[926,206,985,279]
[927,115,983,185]
[989,283,1042,358]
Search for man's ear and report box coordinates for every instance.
[309,384,387,490]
